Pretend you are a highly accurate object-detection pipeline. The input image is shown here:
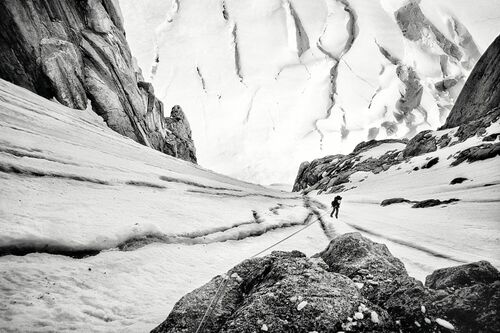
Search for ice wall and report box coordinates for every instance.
[120,0,500,184]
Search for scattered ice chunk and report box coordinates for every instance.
[354,282,364,289]
[421,305,426,313]
[290,296,298,302]
[436,318,455,330]
[415,321,421,327]
[231,272,243,282]
[370,311,379,324]
[358,303,367,312]
[425,317,432,324]
[297,300,308,311]
[261,323,268,331]
[354,312,364,320]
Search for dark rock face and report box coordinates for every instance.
[0,0,196,163]
[163,105,197,162]
[422,157,439,169]
[450,177,468,185]
[403,130,437,158]
[426,261,500,290]
[153,233,500,333]
[380,198,412,206]
[443,35,500,129]
[451,143,500,166]
[411,198,459,208]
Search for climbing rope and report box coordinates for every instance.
[194,211,329,332]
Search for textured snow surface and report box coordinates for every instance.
[120,0,500,184]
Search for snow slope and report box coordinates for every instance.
[0,79,329,332]
[120,0,500,184]
[0,79,499,332]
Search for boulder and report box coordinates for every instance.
[380,198,412,206]
[450,177,468,185]
[412,198,459,208]
[422,157,439,169]
[451,143,500,166]
[403,130,437,158]
[152,250,391,332]
[318,233,500,332]
[483,133,499,142]
[426,261,500,290]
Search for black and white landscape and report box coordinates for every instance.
[0,0,499,332]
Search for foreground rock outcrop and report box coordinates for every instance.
[0,0,196,163]
[152,233,500,332]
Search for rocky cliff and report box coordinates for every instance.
[443,35,500,129]
[152,233,500,332]
[0,0,196,163]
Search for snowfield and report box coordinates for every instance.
[120,0,500,184]
[1,80,499,332]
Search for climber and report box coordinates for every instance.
[330,195,342,219]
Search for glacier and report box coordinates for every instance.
[120,0,500,184]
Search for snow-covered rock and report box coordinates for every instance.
[119,0,500,183]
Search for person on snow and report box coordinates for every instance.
[330,195,342,219]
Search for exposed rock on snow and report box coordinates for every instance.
[422,156,439,169]
[403,130,437,158]
[411,198,459,208]
[426,260,500,290]
[443,35,500,129]
[380,198,460,208]
[0,0,196,163]
[451,143,500,166]
[380,198,412,206]
[153,233,500,332]
[450,177,468,185]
